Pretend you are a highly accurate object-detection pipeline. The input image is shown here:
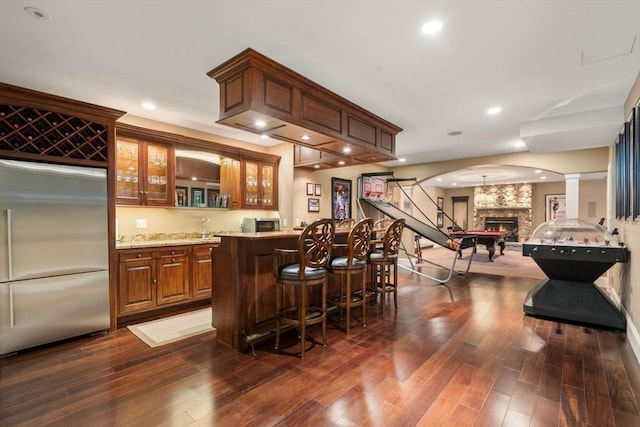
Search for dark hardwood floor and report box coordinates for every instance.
[2,268,639,426]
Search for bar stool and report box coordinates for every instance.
[274,218,335,359]
[327,218,373,334]
[337,218,356,230]
[372,217,392,249]
[368,218,405,317]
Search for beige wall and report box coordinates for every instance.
[293,163,390,225]
[612,71,640,348]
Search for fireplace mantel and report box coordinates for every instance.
[476,206,531,210]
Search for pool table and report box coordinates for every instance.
[450,230,508,261]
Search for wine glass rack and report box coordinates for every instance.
[0,104,109,163]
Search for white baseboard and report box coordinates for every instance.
[605,286,640,365]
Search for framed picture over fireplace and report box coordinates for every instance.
[545,194,566,221]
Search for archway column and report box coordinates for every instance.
[565,173,580,218]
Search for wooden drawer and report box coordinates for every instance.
[157,247,188,258]
[119,250,154,263]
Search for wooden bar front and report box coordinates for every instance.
[211,230,349,351]
[211,231,300,351]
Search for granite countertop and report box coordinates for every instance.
[116,232,222,249]
[214,230,302,239]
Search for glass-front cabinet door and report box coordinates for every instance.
[244,160,259,208]
[145,143,169,205]
[116,137,173,206]
[241,159,277,210]
[116,138,141,204]
[261,163,275,209]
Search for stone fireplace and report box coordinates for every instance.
[485,217,519,242]
[473,183,533,242]
[474,208,533,242]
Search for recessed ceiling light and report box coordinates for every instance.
[540,176,547,180]
[338,161,345,165]
[301,134,311,140]
[343,147,351,153]
[452,182,458,186]
[314,165,320,169]
[422,20,443,35]
[24,6,50,20]
[142,102,156,110]
[399,158,407,162]
[448,131,463,136]
[534,169,542,174]
[436,178,442,181]
[487,106,502,115]
[260,134,269,140]
[191,177,198,181]
[255,120,266,128]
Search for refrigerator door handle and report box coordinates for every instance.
[6,208,13,280]
[9,283,15,327]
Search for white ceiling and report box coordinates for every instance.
[1,1,638,188]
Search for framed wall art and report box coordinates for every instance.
[191,187,205,207]
[308,197,320,212]
[207,189,219,208]
[437,196,444,211]
[545,194,566,221]
[315,183,322,196]
[331,177,352,220]
[175,186,188,207]
[306,182,314,195]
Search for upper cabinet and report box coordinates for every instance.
[0,83,124,168]
[242,158,277,210]
[207,49,402,170]
[116,136,174,206]
[116,123,279,210]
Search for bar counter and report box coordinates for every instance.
[211,230,346,351]
[211,231,303,351]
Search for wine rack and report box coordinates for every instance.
[0,104,108,163]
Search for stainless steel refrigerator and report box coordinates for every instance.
[0,159,110,355]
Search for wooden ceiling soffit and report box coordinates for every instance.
[207,48,402,167]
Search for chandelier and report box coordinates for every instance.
[476,175,495,206]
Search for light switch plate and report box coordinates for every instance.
[136,219,147,228]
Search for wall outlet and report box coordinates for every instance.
[282,218,287,227]
[136,219,147,229]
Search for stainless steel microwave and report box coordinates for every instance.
[242,217,280,233]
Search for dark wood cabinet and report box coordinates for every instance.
[118,250,156,315]
[219,155,279,210]
[117,247,188,316]
[293,145,362,169]
[0,82,124,167]
[115,136,174,206]
[117,244,213,320]
[208,49,401,167]
[156,248,190,305]
[220,158,241,209]
[192,245,214,299]
[241,158,277,210]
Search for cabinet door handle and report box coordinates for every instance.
[5,209,13,280]
[137,253,142,258]
[153,278,157,285]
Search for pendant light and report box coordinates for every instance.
[476,175,495,206]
